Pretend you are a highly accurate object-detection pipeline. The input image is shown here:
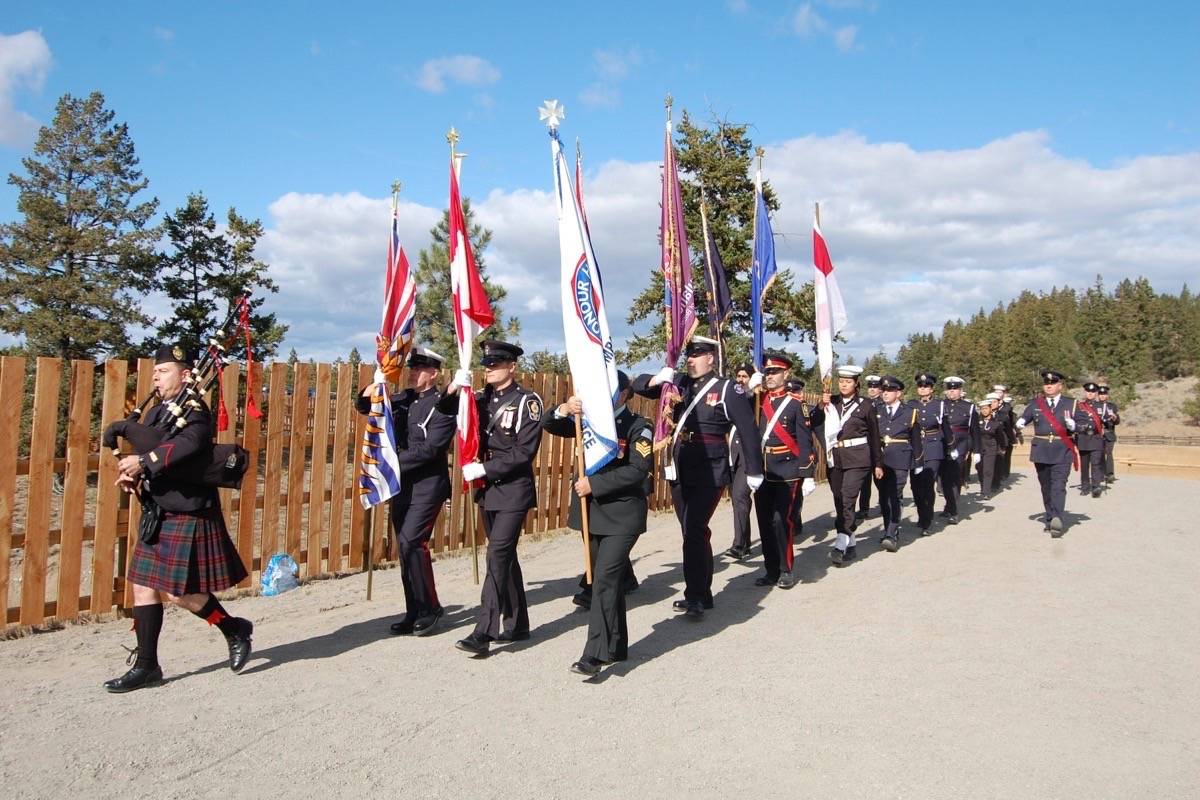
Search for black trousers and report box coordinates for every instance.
[858,473,873,513]
[473,508,529,638]
[390,501,443,619]
[1103,439,1116,478]
[1034,461,1071,522]
[939,455,965,515]
[910,459,941,531]
[582,531,638,662]
[1079,447,1103,491]
[729,464,753,550]
[670,484,724,605]
[754,480,802,579]
[829,465,871,537]
[1000,444,1013,480]
[977,453,997,496]
[878,465,909,536]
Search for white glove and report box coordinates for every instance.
[747,372,763,391]
[650,366,675,387]
[1064,417,1076,432]
[801,477,816,497]
[913,466,924,476]
[949,449,959,460]
[971,453,981,466]
[746,474,764,492]
[1015,418,1027,429]
[452,368,472,389]
[461,462,486,481]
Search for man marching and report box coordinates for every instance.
[724,364,757,561]
[874,376,922,552]
[857,374,884,522]
[1075,381,1107,498]
[977,397,1009,498]
[542,372,654,678]
[444,340,544,657]
[752,353,820,588]
[823,365,882,566]
[1016,369,1078,536]
[105,345,252,693]
[1097,385,1120,483]
[909,372,951,535]
[632,336,763,618]
[355,346,455,637]
[939,376,980,525]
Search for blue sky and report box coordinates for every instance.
[2,2,1199,367]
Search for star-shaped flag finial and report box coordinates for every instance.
[538,99,565,131]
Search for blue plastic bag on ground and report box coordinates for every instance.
[261,553,300,596]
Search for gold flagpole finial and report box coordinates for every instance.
[665,93,673,110]
[390,180,401,196]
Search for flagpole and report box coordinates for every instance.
[573,413,594,584]
[699,188,725,375]
[752,147,765,422]
[816,201,833,397]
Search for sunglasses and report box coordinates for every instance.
[763,367,786,375]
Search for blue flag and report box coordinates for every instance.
[750,187,777,370]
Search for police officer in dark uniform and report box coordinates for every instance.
[541,372,654,678]
[105,345,252,693]
[856,375,884,522]
[1016,369,1078,536]
[875,376,923,552]
[724,364,756,561]
[632,336,763,618]
[909,372,952,535]
[976,397,1009,497]
[939,376,981,525]
[355,346,455,637]
[446,340,544,656]
[822,365,883,566]
[752,353,820,589]
[1097,385,1120,483]
[1074,381,1106,498]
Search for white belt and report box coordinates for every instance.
[835,436,868,448]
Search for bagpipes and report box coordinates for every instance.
[101,296,260,489]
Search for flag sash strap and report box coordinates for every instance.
[1035,396,1080,470]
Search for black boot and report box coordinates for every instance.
[224,619,254,672]
[105,604,164,693]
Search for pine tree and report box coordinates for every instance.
[217,208,287,360]
[154,193,228,350]
[0,91,159,359]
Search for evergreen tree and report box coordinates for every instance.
[411,199,519,368]
[521,349,570,374]
[217,208,287,360]
[0,91,159,359]
[154,193,228,350]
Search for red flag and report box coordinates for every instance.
[376,191,416,384]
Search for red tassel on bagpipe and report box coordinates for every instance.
[216,362,230,432]
[239,297,263,420]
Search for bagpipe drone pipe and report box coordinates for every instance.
[101,298,255,489]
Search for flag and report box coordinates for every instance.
[750,177,777,370]
[655,113,698,449]
[813,210,848,380]
[699,201,732,337]
[358,189,416,508]
[449,158,495,484]
[551,130,619,475]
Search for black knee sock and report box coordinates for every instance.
[194,594,240,636]
[133,603,163,669]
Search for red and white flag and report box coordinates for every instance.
[449,158,495,480]
[813,211,848,381]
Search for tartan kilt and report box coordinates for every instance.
[127,506,248,596]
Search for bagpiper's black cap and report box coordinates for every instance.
[407,346,446,369]
[786,378,806,393]
[480,340,523,366]
[763,351,793,371]
[1040,369,1064,384]
[684,336,719,357]
[1097,385,1110,394]
[616,370,630,393]
[1082,381,1100,392]
[915,372,937,386]
[154,344,195,366]
[880,375,905,391]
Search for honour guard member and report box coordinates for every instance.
[1097,385,1120,483]
[105,345,252,693]
[1016,369,1078,536]
[542,372,654,678]
[909,373,951,535]
[632,336,763,618]
[874,376,922,552]
[445,341,544,656]
[976,397,1009,497]
[822,366,882,566]
[856,375,884,521]
[1075,382,1107,498]
[355,346,455,636]
[992,384,1017,482]
[752,353,819,588]
[939,376,980,525]
[724,364,756,561]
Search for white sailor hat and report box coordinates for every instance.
[407,347,446,368]
[992,384,1007,392]
[836,365,864,379]
[864,374,882,387]
[685,336,720,356]
[943,376,965,388]
[977,399,993,408]
[985,391,1001,401]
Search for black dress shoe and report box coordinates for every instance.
[413,608,443,636]
[1049,516,1063,533]
[672,599,713,611]
[830,548,845,566]
[845,545,857,561]
[754,575,778,587]
[880,536,898,553]
[569,657,604,677]
[496,629,530,643]
[938,510,951,518]
[776,574,795,590]
[919,526,931,537]
[572,591,592,610]
[390,617,416,635]
[683,601,704,619]
[104,664,163,693]
[1091,487,1102,498]
[623,577,640,594]
[225,619,253,672]
[946,515,959,525]
[455,632,492,656]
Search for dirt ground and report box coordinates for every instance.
[1,465,1197,800]
[1119,376,1200,436]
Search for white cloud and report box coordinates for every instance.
[726,0,749,12]
[0,30,52,148]
[153,26,175,42]
[793,3,827,37]
[579,82,620,110]
[257,132,1200,369]
[594,47,642,81]
[413,55,500,94]
[833,25,859,51]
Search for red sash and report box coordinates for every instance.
[763,394,802,458]
[1080,401,1103,433]
[1036,396,1079,470]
